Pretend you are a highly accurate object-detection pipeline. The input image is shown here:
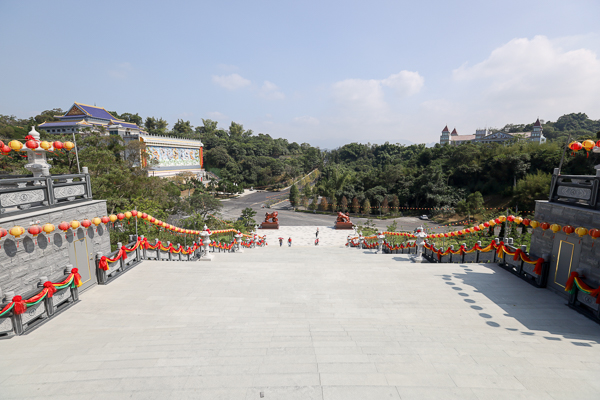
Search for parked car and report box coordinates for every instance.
[419,215,428,220]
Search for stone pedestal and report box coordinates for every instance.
[260,222,279,229]
[335,222,353,229]
[199,229,213,261]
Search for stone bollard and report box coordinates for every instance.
[449,245,454,263]
[476,241,482,262]
[167,241,172,261]
[140,235,147,260]
[64,264,79,302]
[377,233,385,254]
[461,243,467,263]
[116,242,124,270]
[4,290,22,335]
[96,252,106,284]
[507,238,514,245]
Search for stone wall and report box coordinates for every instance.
[531,200,600,281]
[0,200,110,297]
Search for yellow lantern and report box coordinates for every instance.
[109,214,118,223]
[488,220,496,227]
[513,216,523,224]
[550,224,561,233]
[39,141,52,150]
[478,224,485,230]
[124,211,132,219]
[498,215,506,223]
[42,223,55,234]
[530,220,540,229]
[582,139,595,152]
[92,217,101,226]
[64,141,75,150]
[71,220,80,229]
[575,227,588,237]
[9,225,25,238]
[8,140,23,151]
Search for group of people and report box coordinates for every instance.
[277,228,321,247]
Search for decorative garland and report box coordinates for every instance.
[0,270,82,318]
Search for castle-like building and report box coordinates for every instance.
[38,102,204,179]
[440,119,546,145]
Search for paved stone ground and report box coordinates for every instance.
[2,232,600,399]
[260,226,353,247]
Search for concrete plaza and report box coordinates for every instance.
[1,228,600,399]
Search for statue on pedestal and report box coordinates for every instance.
[261,211,279,229]
[335,212,353,229]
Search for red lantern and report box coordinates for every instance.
[81,219,92,228]
[53,141,64,150]
[100,216,110,224]
[522,218,531,226]
[142,213,148,219]
[131,210,138,217]
[473,226,480,232]
[0,227,7,239]
[562,225,575,235]
[28,225,42,236]
[589,229,600,239]
[568,141,582,152]
[541,223,550,231]
[58,222,70,233]
[507,215,514,222]
[25,140,38,149]
[150,217,156,223]
[117,213,125,221]
[494,218,501,224]
[483,222,490,228]
[1,144,10,154]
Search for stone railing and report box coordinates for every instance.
[549,168,600,210]
[0,266,80,338]
[567,272,600,322]
[0,171,92,216]
[422,238,550,288]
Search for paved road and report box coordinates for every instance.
[2,241,600,399]
[221,191,448,232]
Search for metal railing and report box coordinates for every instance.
[0,173,92,216]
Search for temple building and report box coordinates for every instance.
[440,119,546,145]
[38,102,144,136]
[38,102,204,179]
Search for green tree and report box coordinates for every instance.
[319,196,329,211]
[351,197,360,214]
[240,207,257,227]
[340,196,348,212]
[289,184,299,207]
[513,171,552,210]
[362,198,371,215]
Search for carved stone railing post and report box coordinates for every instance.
[96,252,106,284]
[4,291,22,335]
[493,238,499,263]
[64,264,79,302]
[38,276,53,318]
[461,243,466,263]
[449,246,454,263]
[116,242,124,270]
[234,232,243,253]
[476,241,481,263]
[166,241,172,261]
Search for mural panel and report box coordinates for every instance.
[145,146,201,167]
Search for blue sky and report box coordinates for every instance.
[1,0,599,148]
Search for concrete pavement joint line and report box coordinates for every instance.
[2,230,600,399]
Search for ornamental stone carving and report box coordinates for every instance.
[556,186,591,200]
[0,317,13,333]
[0,189,46,207]
[52,289,71,307]
[21,302,45,325]
[53,185,85,199]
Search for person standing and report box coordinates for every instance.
[279,237,283,247]
[315,228,319,238]
[288,237,292,247]
[315,238,319,246]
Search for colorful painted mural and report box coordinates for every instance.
[146,146,201,167]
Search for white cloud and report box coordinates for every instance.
[108,62,133,79]
[381,71,424,96]
[332,78,387,112]
[212,73,251,90]
[259,81,285,100]
[293,116,319,125]
[206,111,227,119]
[452,35,600,118]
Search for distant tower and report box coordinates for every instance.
[440,125,450,145]
[531,118,545,143]
[451,128,458,136]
